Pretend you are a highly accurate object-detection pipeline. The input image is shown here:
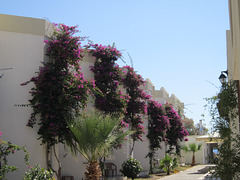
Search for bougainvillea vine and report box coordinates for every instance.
[165,104,189,154]
[122,66,150,154]
[147,99,170,173]
[89,43,129,115]
[21,24,96,146]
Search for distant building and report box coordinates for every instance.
[142,78,184,111]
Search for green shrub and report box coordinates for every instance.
[120,158,143,180]
[0,131,29,179]
[23,164,53,180]
[159,154,178,175]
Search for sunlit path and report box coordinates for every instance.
[158,165,217,180]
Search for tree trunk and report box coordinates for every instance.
[85,161,102,180]
[148,150,154,174]
[191,153,196,166]
[167,168,170,175]
[46,143,61,180]
[46,142,50,170]
[129,140,135,158]
[53,145,62,180]
[149,156,153,174]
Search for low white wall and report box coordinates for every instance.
[180,135,206,165]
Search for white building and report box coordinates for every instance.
[0,14,54,179]
[226,0,240,135]
[0,14,188,179]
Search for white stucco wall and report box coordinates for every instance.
[134,116,150,172]
[228,0,240,81]
[0,27,47,179]
[0,14,58,179]
[226,0,240,135]
[1,14,188,179]
[180,135,206,165]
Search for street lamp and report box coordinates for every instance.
[218,70,240,133]
[219,70,228,84]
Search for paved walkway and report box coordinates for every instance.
[158,164,220,180]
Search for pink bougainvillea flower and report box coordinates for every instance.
[21,23,97,146]
[0,131,2,136]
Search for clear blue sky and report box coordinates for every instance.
[1,0,230,130]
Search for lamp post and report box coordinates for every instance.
[219,70,240,133]
[218,70,228,84]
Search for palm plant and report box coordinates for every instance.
[159,154,178,175]
[67,111,131,180]
[182,143,202,166]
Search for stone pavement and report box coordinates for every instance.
[105,164,220,180]
[158,164,220,180]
